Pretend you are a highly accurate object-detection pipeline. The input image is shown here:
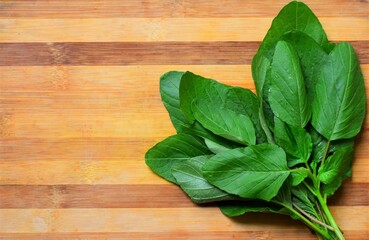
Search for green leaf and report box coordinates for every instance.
[225,87,267,144]
[273,176,292,206]
[172,155,235,203]
[160,71,190,132]
[281,31,328,98]
[274,117,312,167]
[319,145,354,196]
[192,100,256,145]
[291,169,308,186]
[252,1,328,97]
[269,41,311,128]
[179,71,229,123]
[218,201,284,217]
[145,133,212,183]
[309,127,327,172]
[204,138,231,154]
[159,71,243,149]
[202,144,290,201]
[311,42,366,140]
[292,185,320,219]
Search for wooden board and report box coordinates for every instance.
[0,0,368,239]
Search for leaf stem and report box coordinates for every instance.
[272,201,330,239]
[292,202,334,231]
[317,140,331,190]
[316,191,345,240]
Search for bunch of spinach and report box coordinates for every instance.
[145,1,366,239]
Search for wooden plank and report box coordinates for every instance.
[0,18,367,42]
[0,207,367,233]
[0,231,367,240]
[0,157,367,185]
[0,41,368,66]
[0,182,366,209]
[0,0,367,18]
[1,64,368,92]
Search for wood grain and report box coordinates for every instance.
[0,18,367,42]
[0,0,368,239]
[0,207,367,233]
[1,41,368,66]
[0,0,367,18]
[0,182,367,209]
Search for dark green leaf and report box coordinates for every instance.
[218,201,284,217]
[192,100,256,145]
[282,31,327,98]
[203,144,290,201]
[292,185,320,219]
[269,41,311,128]
[172,155,235,203]
[291,169,308,186]
[252,1,328,98]
[179,71,229,123]
[311,42,366,140]
[145,133,212,183]
[225,87,267,144]
[274,117,312,167]
[319,145,354,196]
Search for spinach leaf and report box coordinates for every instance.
[282,31,327,98]
[202,144,290,201]
[252,1,328,98]
[172,155,236,203]
[179,71,229,123]
[145,133,212,183]
[311,42,366,140]
[319,145,354,196]
[204,138,231,154]
[225,87,267,143]
[218,201,284,217]
[274,117,312,167]
[269,41,311,128]
[192,100,256,145]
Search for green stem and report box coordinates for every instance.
[316,191,345,240]
[273,201,331,239]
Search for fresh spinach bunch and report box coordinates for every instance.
[145,1,366,239]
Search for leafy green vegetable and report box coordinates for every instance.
[192,100,256,145]
[274,117,312,167]
[311,42,366,140]
[269,41,311,128]
[145,133,211,183]
[172,155,236,203]
[145,1,366,240]
[202,144,289,201]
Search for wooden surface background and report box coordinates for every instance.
[0,0,368,239]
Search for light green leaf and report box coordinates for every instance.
[274,117,312,167]
[269,41,311,128]
[192,100,256,145]
[172,155,235,203]
[225,87,267,144]
[203,144,289,201]
[204,138,231,154]
[145,133,212,183]
[311,42,366,140]
[160,71,189,132]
